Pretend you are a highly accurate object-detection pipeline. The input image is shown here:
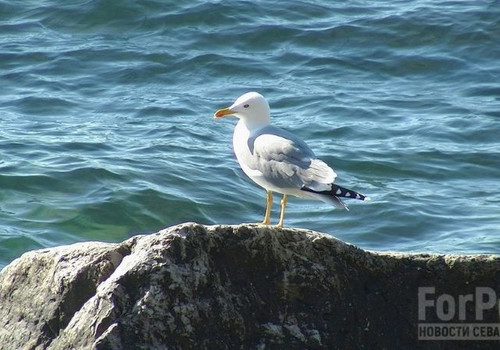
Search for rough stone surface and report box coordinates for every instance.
[0,223,499,349]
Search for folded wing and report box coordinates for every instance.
[247,126,337,191]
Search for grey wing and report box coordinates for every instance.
[249,126,337,190]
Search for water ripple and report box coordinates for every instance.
[1,0,499,268]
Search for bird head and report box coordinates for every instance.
[214,92,271,127]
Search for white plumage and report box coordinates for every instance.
[214,92,369,227]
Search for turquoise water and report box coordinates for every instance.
[1,1,499,269]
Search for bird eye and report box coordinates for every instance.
[243,104,249,108]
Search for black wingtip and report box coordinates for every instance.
[301,184,369,201]
[331,184,369,201]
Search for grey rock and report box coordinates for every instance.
[0,223,499,349]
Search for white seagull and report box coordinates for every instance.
[214,92,370,228]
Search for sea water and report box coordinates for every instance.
[1,0,499,269]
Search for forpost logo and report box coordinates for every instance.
[418,286,500,340]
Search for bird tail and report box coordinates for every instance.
[301,184,370,210]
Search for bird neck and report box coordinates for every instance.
[239,116,270,131]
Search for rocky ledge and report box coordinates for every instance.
[0,223,499,350]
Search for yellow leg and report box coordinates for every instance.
[261,191,273,225]
[277,194,288,228]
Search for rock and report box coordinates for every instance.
[0,223,499,349]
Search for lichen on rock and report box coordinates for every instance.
[0,223,499,349]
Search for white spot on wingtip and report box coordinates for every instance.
[364,196,371,201]
[336,189,342,195]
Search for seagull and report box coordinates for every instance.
[214,92,370,228]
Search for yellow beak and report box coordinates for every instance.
[213,107,234,118]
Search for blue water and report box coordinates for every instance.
[1,0,499,269]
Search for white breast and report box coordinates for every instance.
[233,121,270,187]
